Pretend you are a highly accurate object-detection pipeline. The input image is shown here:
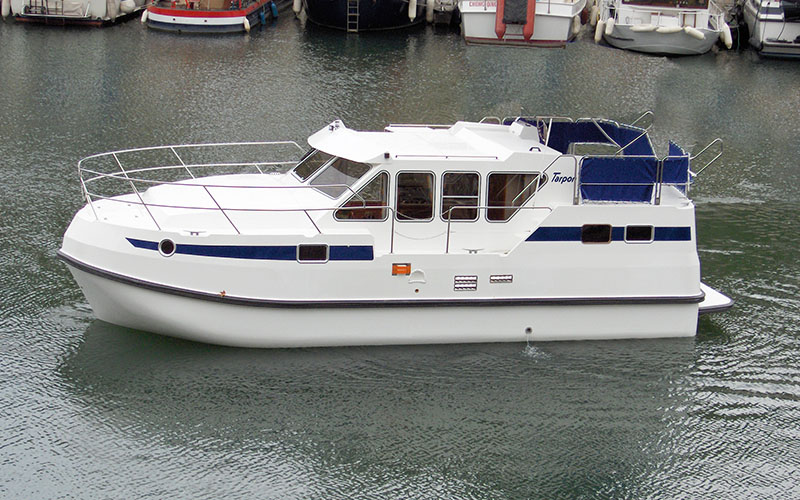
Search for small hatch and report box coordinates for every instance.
[297,244,328,262]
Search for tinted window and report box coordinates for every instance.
[292,149,333,181]
[310,157,372,198]
[335,172,389,221]
[396,172,434,221]
[298,244,328,262]
[442,172,479,221]
[625,225,653,242]
[581,224,612,244]
[487,173,544,221]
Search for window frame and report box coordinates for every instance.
[485,171,546,223]
[291,149,335,182]
[308,157,373,199]
[395,170,436,223]
[334,171,390,222]
[440,171,481,223]
[624,225,654,243]
[297,244,329,263]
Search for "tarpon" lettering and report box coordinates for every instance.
[551,172,574,184]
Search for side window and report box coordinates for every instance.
[335,172,389,221]
[582,224,612,243]
[625,225,653,242]
[487,173,544,221]
[442,172,479,221]
[292,149,333,181]
[309,157,372,198]
[396,172,434,221]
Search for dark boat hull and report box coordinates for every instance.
[303,0,423,30]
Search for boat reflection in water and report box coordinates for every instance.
[58,319,699,496]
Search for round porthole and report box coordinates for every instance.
[158,238,176,257]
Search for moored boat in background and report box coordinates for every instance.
[740,0,800,57]
[143,0,280,33]
[3,0,145,25]
[459,0,587,47]
[296,0,428,31]
[59,112,732,348]
[593,0,733,55]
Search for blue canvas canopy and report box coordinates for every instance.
[579,156,659,202]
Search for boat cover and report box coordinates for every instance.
[579,156,658,202]
[503,0,529,24]
[662,141,690,192]
[545,121,655,156]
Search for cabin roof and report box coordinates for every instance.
[307,120,561,164]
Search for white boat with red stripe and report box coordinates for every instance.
[143,0,278,33]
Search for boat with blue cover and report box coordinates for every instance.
[58,112,732,348]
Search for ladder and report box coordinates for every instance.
[346,0,358,32]
[24,0,63,16]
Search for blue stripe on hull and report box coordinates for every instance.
[126,238,374,261]
[526,226,692,242]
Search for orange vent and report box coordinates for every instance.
[392,263,411,275]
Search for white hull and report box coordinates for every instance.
[459,0,586,46]
[60,118,732,348]
[65,263,707,348]
[598,0,727,55]
[742,0,800,57]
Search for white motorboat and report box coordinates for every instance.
[459,0,586,46]
[59,113,732,348]
[741,0,800,57]
[593,0,733,55]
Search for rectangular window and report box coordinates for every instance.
[625,225,653,242]
[309,157,372,198]
[442,172,479,221]
[487,173,544,221]
[298,244,328,262]
[335,172,389,221]
[581,224,612,244]
[396,172,434,221]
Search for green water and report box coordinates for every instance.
[0,17,799,499]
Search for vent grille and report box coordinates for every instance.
[454,275,478,291]
[489,274,513,284]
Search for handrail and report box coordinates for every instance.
[80,161,298,184]
[78,141,308,233]
[79,140,304,162]
[630,110,654,129]
[111,152,162,231]
[479,116,502,124]
[691,138,723,176]
[444,205,553,254]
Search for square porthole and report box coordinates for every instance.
[581,224,612,244]
[625,225,654,243]
[298,244,328,262]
